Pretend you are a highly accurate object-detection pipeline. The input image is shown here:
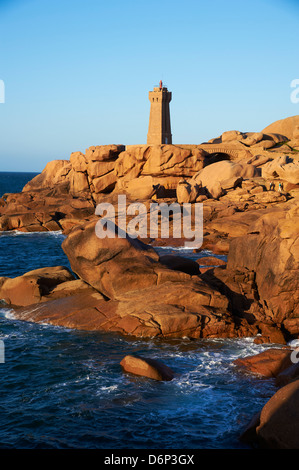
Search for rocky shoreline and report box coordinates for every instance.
[0,115,298,448]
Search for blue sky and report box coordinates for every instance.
[0,0,298,172]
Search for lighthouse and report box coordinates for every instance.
[147,81,172,145]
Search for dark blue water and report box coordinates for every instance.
[0,171,38,197]
[0,173,278,449]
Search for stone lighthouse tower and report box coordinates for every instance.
[147,80,172,145]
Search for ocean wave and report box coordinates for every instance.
[0,308,17,320]
[0,230,64,237]
[155,245,211,252]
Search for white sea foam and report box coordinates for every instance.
[155,246,211,253]
[0,230,63,237]
[0,308,16,320]
[100,385,118,392]
[164,336,278,393]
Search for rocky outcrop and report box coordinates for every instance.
[12,280,237,338]
[199,199,299,344]
[0,145,126,233]
[0,188,96,233]
[233,345,299,386]
[234,348,292,378]
[61,219,183,299]
[6,217,266,339]
[7,202,296,343]
[176,179,205,203]
[0,119,298,234]
[261,154,299,184]
[0,117,297,344]
[262,115,299,140]
[191,160,260,199]
[227,202,299,326]
[23,145,125,197]
[120,355,174,381]
[113,145,210,200]
[0,266,76,307]
[115,145,208,178]
[203,131,285,152]
[201,265,287,344]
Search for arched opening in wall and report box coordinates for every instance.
[205,152,232,166]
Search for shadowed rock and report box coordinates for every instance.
[241,379,299,449]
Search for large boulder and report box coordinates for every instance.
[201,264,287,343]
[85,144,125,162]
[61,220,164,299]
[176,179,204,203]
[262,115,299,140]
[261,155,299,184]
[0,266,75,306]
[251,380,299,448]
[12,277,236,339]
[221,130,243,143]
[192,160,259,198]
[61,220,226,306]
[122,175,158,200]
[207,129,286,148]
[85,145,125,195]
[69,151,88,172]
[234,348,292,378]
[0,145,128,233]
[120,355,174,381]
[69,169,90,195]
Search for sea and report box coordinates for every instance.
[0,172,279,450]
